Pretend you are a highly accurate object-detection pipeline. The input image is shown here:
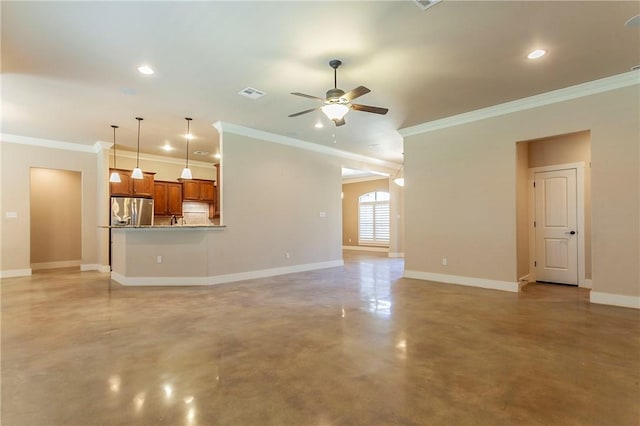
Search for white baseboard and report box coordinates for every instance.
[111,260,345,287]
[518,274,531,290]
[111,272,209,286]
[388,252,405,258]
[80,264,98,271]
[590,291,640,309]
[0,268,32,278]
[580,279,593,289]
[31,260,81,270]
[404,270,520,293]
[342,245,388,253]
[98,264,111,273]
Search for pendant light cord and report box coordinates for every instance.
[135,117,143,168]
[111,125,118,168]
[185,117,192,169]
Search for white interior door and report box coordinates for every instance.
[534,169,578,285]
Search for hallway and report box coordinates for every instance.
[1,252,638,425]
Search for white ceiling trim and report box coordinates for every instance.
[213,121,401,170]
[114,150,216,168]
[342,176,390,185]
[0,133,215,167]
[399,71,640,137]
[1,133,104,153]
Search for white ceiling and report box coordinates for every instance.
[2,1,639,165]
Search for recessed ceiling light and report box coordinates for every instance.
[314,122,324,129]
[137,65,155,75]
[162,144,173,151]
[214,153,221,159]
[527,49,547,60]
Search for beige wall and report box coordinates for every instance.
[526,131,592,280]
[1,142,99,274]
[515,142,529,279]
[30,168,82,266]
[210,130,343,273]
[342,178,389,246]
[404,84,639,298]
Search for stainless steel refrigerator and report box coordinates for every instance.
[110,197,154,226]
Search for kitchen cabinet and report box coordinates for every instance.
[180,179,216,202]
[109,168,155,197]
[153,181,183,216]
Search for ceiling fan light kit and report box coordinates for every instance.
[289,59,388,127]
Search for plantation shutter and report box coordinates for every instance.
[358,191,390,245]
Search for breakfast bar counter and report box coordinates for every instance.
[110,225,226,286]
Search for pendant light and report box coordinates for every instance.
[393,157,405,187]
[131,117,144,179]
[109,125,121,183]
[180,117,193,179]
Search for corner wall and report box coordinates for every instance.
[0,142,99,275]
[403,82,639,306]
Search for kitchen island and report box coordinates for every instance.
[110,225,226,286]
[109,224,343,287]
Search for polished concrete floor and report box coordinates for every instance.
[2,252,639,425]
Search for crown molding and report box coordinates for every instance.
[213,121,401,170]
[399,70,640,137]
[114,149,215,168]
[0,134,213,167]
[1,133,99,153]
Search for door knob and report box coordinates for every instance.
[567,230,576,235]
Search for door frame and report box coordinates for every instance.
[528,162,586,287]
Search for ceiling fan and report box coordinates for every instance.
[288,59,388,126]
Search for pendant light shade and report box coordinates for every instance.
[181,117,193,179]
[132,117,144,180]
[393,162,405,187]
[109,125,121,183]
[393,177,405,187]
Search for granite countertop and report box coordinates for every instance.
[102,225,226,229]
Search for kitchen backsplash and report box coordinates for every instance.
[155,202,218,226]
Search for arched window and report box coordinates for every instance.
[358,191,390,245]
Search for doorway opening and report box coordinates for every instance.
[30,168,82,271]
[516,131,591,288]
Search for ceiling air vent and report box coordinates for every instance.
[412,0,441,11]
[238,87,266,99]
[192,151,209,156]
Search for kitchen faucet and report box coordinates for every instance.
[170,215,178,226]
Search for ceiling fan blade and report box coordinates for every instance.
[291,92,324,101]
[288,107,319,118]
[334,118,346,126]
[351,103,389,115]
[342,86,371,102]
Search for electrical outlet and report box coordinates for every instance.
[442,258,448,266]
[156,255,163,264]
[285,252,291,259]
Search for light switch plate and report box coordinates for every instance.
[5,212,17,218]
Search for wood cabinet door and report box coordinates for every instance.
[167,183,183,216]
[109,170,132,196]
[200,181,215,201]
[182,180,201,200]
[133,173,154,197]
[153,182,168,216]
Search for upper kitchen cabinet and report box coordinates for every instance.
[109,168,155,197]
[154,181,183,216]
[181,179,216,202]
